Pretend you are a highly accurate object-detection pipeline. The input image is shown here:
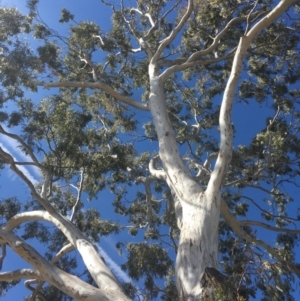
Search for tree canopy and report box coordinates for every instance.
[0,0,299,300]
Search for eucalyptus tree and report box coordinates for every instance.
[0,0,299,300]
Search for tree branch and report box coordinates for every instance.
[35,81,149,111]
[149,155,166,180]
[187,12,269,63]
[70,170,85,222]
[28,243,74,300]
[151,0,193,64]
[160,48,236,83]
[0,147,127,294]
[206,0,294,197]
[0,125,40,166]
[0,269,41,281]
[220,200,300,277]
[0,229,130,301]
[239,220,300,235]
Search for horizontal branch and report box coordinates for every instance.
[160,48,236,83]
[0,269,41,282]
[239,220,300,234]
[35,81,149,111]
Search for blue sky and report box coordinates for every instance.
[0,1,137,300]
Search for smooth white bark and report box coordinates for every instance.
[148,1,294,300]
[0,229,129,301]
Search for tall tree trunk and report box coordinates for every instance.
[148,65,220,300]
[176,192,221,300]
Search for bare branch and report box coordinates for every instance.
[196,153,218,180]
[70,170,85,222]
[135,176,154,228]
[0,125,40,166]
[187,12,267,63]
[151,0,193,64]
[0,146,125,292]
[29,243,75,300]
[245,1,259,35]
[149,155,166,180]
[35,81,149,111]
[206,0,293,197]
[0,243,6,270]
[0,229,129,301]
[143,0,182,41]
[0,269,41,281]
[160,48,236,82]
[220,200,300,277]
[239,220,300,234]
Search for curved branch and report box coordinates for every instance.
[239,220,300,235]
[0,147,126,294]
[149,155,166,180]
[143,0,182,41]
[220,199,300,277]
[206,0,294,197]
[0,229,130,301]
[0,269,41,281]
[151,0,193,64]
[35,81,149,111]
[0,125,40,166]
[160,47,236,83]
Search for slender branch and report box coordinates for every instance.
[245,1,259,35]
[196,153,218,180]
[151,0,193,64]
[70,170,85,222]
[135,176,154,228]
[29,243,74,300]
[220,199,300,277]
[206,0,294,196]
[0,269,41,281]
[0,244,6,270]
[187,11,268,63]
[143,0,182,41]
[35,81,149,111]
[0,125,40,166]
[239,220,300,234]
[160,48,236,83]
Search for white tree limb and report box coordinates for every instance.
[206,0,294,197]
[0,146,128,297]
[35,81,149,111]
[0,229,130,301]
[0,269,41,281]
[151,0,193,64]
[239,220,300,234]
